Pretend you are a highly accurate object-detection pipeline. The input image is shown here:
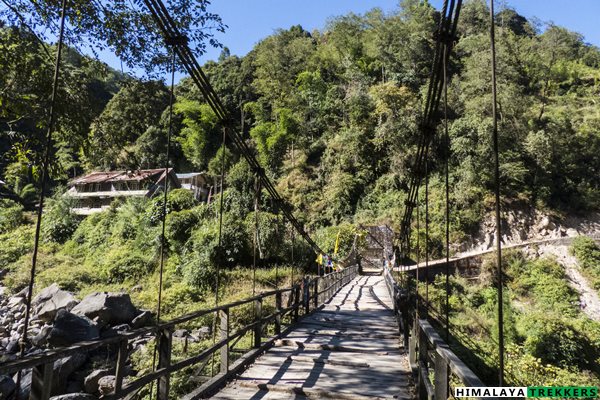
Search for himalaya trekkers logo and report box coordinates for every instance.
[454,386,599,398]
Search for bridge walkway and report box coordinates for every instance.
[212,274,414,399]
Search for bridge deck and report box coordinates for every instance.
[213,274,414,399]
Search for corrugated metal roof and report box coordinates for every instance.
[176,172,205,179]
[70,169,173,185]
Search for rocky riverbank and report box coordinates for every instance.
[0,284,154,399]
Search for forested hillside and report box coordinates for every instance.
[4,1,600,252]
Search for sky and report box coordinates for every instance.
[108,0,600,78]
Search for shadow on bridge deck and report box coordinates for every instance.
[211,275,414,399]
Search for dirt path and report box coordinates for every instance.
[538,244,600,322]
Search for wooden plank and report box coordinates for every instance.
[213,275,415,399]
[238,381,404,400]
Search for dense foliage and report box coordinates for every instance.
[425,250,600,386]
[571,236,600,295]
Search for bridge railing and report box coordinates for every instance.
[0,265,359,400]
[383,266,493,400]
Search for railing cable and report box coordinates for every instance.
[15,1,67,397]
[424,151,430,317]
[488,0,504,386]
[150,45,177,400]
[443,39,451,344]
[210,126,227,377]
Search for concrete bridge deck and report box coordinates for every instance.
[212,274,414,399]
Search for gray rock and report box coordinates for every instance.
[49,353,88,394]
[173,329,189,338]
[50,393,98,400]
[99,324,130,339]
[566,228,579,237]
[13,369,31,399]
[34,284,79,322]
[7,296,24,309]
[192,326,210,340]
[31,325,53,347]
[47,310,99,347]
[131,310,153,329]
[71,293,138,327]
[97,376,115,396]
[84,369,111,394]
[14,287,29,298]
[0,375,15,399]
[5,340,18,354]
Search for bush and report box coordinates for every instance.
[42,194,79,243]
[570,236,600,292]
[0,225,33,269]
[104,248,153,283]
[180,213,249,290]
[147,188,198,224]
[244,211,285,261]
[166,209,199,249]
[519,314,588,369]
[0,199,24,233]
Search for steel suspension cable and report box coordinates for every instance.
[210,126,227,377]
[156,49,176,331]
[424,152,430,317]
[15,1,67,397]
[443,43,451,343]
[216,127,227,304]
[488,0,504,386]
[149,47,176,400]
[400,0,463,249]
[415,191,420,318]
[253,174,260,296]
[142,0,324,257]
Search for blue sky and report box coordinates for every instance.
[112,0,600,78]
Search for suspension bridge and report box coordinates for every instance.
[0,0,521,398]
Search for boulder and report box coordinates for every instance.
[47,310,99,347]
[5,340,18,354]
[173,329,189,338]
[84,369,111,394]
[50,394,98,400]
[0,375,15,399]
[193,326,210,339]
[31,325,52,347]
[13,370,31,400]
[566,228,579,237]
[71,293,138,327]
[34,284,78,322]
[7,296,24,309]
[97,376,115,396]
[100,324,130,340]
[131,310,153,329]
[50,353,88,393]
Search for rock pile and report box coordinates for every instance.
[0,284,155,399]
